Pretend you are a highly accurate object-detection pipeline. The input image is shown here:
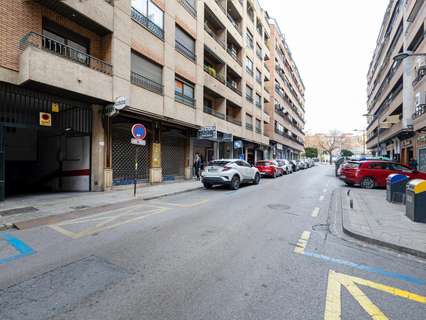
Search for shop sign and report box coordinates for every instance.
[276,143,283,150]
[234,140,243,149]
[417,134,426,147]
[130,138,146,146]
[114,96,128,111]
[39,112,52,127]
[198,126,217,140]
[51,102,59,113]
[222,133,233,142]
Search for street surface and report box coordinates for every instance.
[0,165,425,319]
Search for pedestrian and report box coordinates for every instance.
[409,157,418,170]
[193,153,202,180]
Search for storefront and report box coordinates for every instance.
[0,82,93,201]
[416,133,426,172]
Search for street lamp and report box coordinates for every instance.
[393,51,426,62]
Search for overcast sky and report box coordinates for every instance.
[260,0,389,134]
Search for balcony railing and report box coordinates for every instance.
[215,0,226,13]
[175,93,196,107]
[226,81,242,95]
[255,101,262,109]
[256,49,263,60]
[204,65,225,84]
[205,24,226,49]
[131,72,163,95]
[246,67,254,76]
[19,32,112,75]
[226,47,242,65]
[176,40,196,61]
[226,115,242,126]
[246,123,253,131]
[131,8,164,40]
[227,14,242,34]
[204,105,225,120]
[246,95,253,103]
[413,104,426,120]
[256,127,262,134]
[178,0,197,17]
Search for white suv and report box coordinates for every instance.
[201,159,261,190]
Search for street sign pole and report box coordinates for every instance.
[130,123,147,197]
[134,146,139,197]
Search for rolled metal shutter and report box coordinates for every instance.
[161,128,186,180]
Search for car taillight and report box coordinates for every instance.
[222,166,232,172]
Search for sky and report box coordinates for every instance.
[260,0,389,134]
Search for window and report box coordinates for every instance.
[131,52,163,94]
[175,77,195,107]
[255,93,262,108]
[256,118,261,133]
[246,29,254,49]
[390,163,413,172]
[246,113,253,130]
[255,68,262,83]
[368,163,390,170]
[176,26,196,61]
[245,56,253,75]
[275,121,284,134]
[246,85,253,102]
[131,0,164,39]
[256,43,262,60]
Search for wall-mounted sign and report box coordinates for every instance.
[51,102,59,113]
[131,123,147,140]
[222,133,233,142]
[114,96,128,111]
[234,140,243,149]
[276,143,283,150]
[131,138,146,146]
[198,126,217,140]
[39,112,52,127]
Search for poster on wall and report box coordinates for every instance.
[419,148,426,172]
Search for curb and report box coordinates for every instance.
[6,186,204,231]
[340,191,426,260]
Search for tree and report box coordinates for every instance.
[319,130,343,164]
[341,149,354,157]
[305,147,318,158]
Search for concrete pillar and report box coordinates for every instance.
[213,141,219,159]
[184,134,193,180]
[149,143,162,183]
[91,105,106,191]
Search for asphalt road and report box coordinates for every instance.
[0,164,425,320]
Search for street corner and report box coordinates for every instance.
[0,232,35,265]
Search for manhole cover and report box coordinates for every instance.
[312,224,330,232]
[267,204,291,210]
[0,206,38,216]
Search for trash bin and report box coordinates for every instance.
[406,179,426,223]
[386,174,409,203]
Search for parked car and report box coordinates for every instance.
[296,160,307,170]
[276,159,293,174]
[290,160,299,172]
[340,160,426,189]
[256,160,283,178]
[202,159,261,190]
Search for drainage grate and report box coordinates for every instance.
[267,204,291,210]
[0,206,38,216]
[70,205,91,210]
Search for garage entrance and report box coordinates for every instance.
[0,83,92,200]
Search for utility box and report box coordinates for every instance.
[386,174,409,203]
[406,179,426,223]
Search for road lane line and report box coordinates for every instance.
[0,233,36,264]
[294,231,311,254]
[312,207,320,217]
[319,195,325,201]
[301,251,425,286]
[323,188,328,193]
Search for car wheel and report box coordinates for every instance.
[203,182,213,189]
[253,173,260,185]
[345,181,354,187]
[360,177,375,189]
[229,175,240,190]
[273,171,277,179]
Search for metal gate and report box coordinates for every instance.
[0,126,4,201]
[161,127,186,180]
[112,121,150,185]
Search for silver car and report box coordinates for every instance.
[201,159,261,190]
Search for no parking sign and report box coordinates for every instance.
[131,124,147,140]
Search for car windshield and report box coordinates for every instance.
[256,161,273,166]
[208,160,232,167]
[345,162,360,168]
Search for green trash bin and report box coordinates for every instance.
[406,179,426,223]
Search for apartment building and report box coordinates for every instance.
[366,0,426,170]
[0,0,304,200]
[264,18,305,159]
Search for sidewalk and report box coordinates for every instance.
[0,180,203,229]
[340,187,426,259]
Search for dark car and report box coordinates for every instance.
[340,160,426,189]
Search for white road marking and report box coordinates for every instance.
[312,207,320,217]
[323,188,328,193]
[319,195,325,201]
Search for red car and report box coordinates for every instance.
[256,160,283,178]
[340,160,426,189]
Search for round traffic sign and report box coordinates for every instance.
[131,124,147,140]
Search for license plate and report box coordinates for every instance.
[208,168,218,172]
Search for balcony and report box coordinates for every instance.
[131,72,163,95]
[176,41,196,62]
[413,104,426,120]
[204,65,225,84]
[204,105,225,120]
[226,47,242,66]
[413,65,426,87]
[226,115,242,126]
[256,127,262,134]
[246,123,253,131]
[255,101,262,109]
[175,93,196,108]
[19,32,112,101]
[226,81,242,96]
[177,0,197,17]
[131,8,164,40]
[35,0,113,34]
[246,95,254,103]
[205,23,226,49]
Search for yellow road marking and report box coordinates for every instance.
[294,231,311,254]
[312,207,320,217]
[324,270,426,320]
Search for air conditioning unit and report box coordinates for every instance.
[415,91,426,106]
